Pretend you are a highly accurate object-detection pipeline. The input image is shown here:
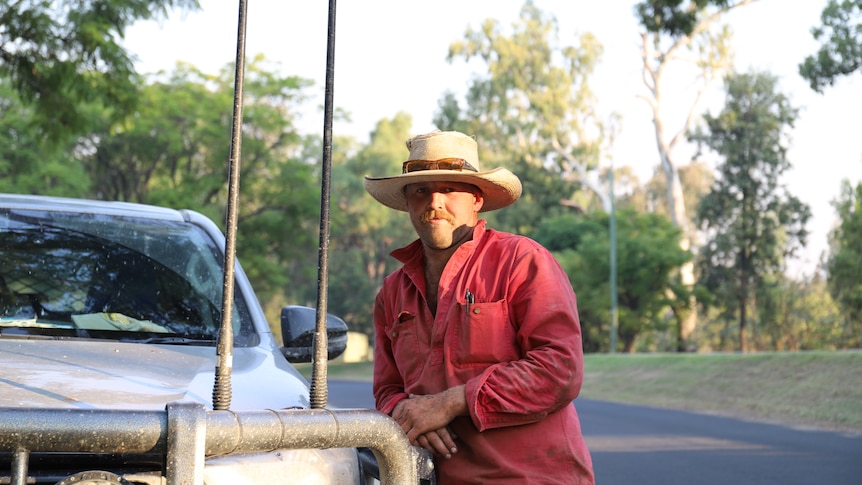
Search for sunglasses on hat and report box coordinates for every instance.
[401,158,479,174]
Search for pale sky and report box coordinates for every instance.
[124,0,862,277]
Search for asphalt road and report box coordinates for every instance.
[328,380,862,485]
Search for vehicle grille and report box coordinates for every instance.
[0,452,164,485]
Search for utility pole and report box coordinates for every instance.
[608,166,618,354]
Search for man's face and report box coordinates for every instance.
[404,181,484,251]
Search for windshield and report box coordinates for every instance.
[0,207,256,346]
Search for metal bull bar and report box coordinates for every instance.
[0,403,434,485]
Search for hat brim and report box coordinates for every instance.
[364,167,522,212]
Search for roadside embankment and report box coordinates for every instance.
[580,351,862,434]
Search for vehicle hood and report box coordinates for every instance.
[0,339,311,411]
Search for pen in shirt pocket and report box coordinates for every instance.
[465,288,475,314]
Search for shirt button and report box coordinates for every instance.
[473,308,481,314]
[392,331,399,337]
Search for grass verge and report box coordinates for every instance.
[299,350,862,434]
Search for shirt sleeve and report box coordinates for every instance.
[371,287,408,415]
[464,242,585,432]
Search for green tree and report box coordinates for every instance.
[826,180,862,347]
[0,0,199,140]
[634,0,735,38]
[799,0,862,93]
[756,273,847,350]
[533,209,690,353]
[692,71,811,352]
[0,79,89,195]
[437,0,611,235]
[83,62,229,204]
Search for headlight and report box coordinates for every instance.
[203,448,361,485]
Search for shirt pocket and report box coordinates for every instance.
[386,312,422,380]
[455,299,519,365]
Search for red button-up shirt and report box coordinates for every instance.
[373,220,594,484]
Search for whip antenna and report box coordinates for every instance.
[213,0,249,411]
[310,0,338,409]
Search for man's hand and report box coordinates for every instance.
[392,385,467,458]
[414,427,459,460]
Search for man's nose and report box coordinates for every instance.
[428,190,446,208]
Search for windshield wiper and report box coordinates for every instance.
[121,336,216,346]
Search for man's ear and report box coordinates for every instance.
[473,190,485,212]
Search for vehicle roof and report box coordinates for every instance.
[0,193,185,221]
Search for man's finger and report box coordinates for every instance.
[422,430,453,459]
[436,427,458,456]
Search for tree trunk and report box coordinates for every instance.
[664,158,698,351]
[739,263,749,352]
[739,296,748,352]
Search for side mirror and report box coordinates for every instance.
[280,305,348,363]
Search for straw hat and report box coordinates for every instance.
[364,131,522,212]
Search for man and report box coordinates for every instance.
[364,130,595,484]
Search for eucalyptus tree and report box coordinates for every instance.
[436,0,612,235]
[799,0,862,93]
[633,0,760,349]
[0,0,199,141]
[692,71,811,352]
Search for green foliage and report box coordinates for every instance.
[826,180,862,347]
[799,0,862,93]
[755,274,849,351]
[0,0,200,141]
[487,157,574,235]
[0,80,90,195]
[692,71,812,351]
[634,0,733,37]
[532,209,690,352]
[83,64,228,204]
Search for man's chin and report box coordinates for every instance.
[424,237,453,250]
